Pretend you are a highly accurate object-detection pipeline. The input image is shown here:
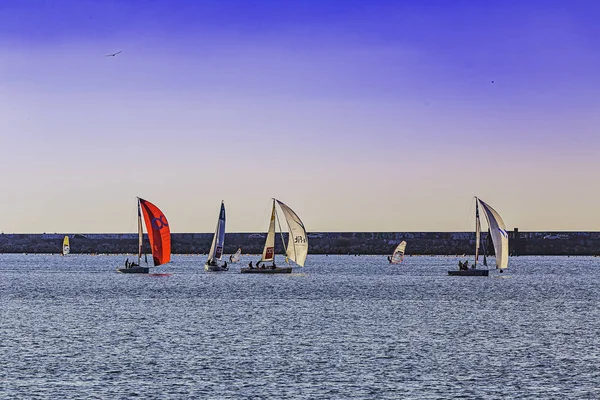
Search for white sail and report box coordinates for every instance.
[207,201,226,263]
[477,198,509,269]
[276,199,308,267]
[260,200,276,262]
[390,241,406,264]
[62,236,70,255]
[137,199,143,264]
[230,248,242,263]
[475,201,481,266]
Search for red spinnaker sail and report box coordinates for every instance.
[139,198,171,266]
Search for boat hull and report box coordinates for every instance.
[240,267,292,274]
[204,263,228,272]
[448,269,489,276]
[117,266,150,274]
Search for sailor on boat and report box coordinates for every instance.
[248,261,253,269]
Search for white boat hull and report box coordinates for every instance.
[204,263,228,272]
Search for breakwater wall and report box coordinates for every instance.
[1,230,600,255]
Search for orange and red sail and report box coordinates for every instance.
[139,198,171,266]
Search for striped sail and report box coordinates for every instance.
[260,200,276,262]
[477,198,509,269]
[390,241,406,264]
[276,199,308,267]
[207,201,226,263]
[62,236,70,255]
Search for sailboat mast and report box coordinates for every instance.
[475,198,480,268]
[137,197,143,266]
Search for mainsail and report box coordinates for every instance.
[139,197,171,266]
[62,236,70,255]
[276,200,308,267]
[230,248,242,263]
[477,198,509,270]
[475,201,481,265]
[260,200,276,262]
[390,241,406,264]
[207,201,226,263]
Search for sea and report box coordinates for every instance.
[1,254,599,399]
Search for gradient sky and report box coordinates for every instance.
[1,0,599,233]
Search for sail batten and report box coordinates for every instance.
[477,198,509,270]
[139,198,171,266]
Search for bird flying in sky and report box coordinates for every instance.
[105,51,122,57]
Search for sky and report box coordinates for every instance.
[1,0,600,233]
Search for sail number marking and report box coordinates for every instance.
[151,215,169,230]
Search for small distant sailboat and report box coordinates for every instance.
[205,201,228,272]
[387,241,406,264]
[117,197,171,274]
[62,236,70,256]
[229,248,242,263]
[241,199,308,274]
[449,197,509,276]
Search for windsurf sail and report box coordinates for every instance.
[207,201,226,263]
[260,200,276,263]
[276,199,308,267]
[390,241,406,264]
[230,248,242,263]
[477,198,509,270]
[62,236,70,255]
[139,197,171,266]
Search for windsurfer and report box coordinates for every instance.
[387,255,392,263]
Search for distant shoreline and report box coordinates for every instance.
[1,231,599,256]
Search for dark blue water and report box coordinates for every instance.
[1,254,599,399]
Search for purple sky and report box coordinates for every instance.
[1,0,599,233]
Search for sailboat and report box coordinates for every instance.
[205,201,228,272]
[117,197,171,274]
[229,248,242,263]
[62,236,70,256]
[240,199,308,274]
[387,241,406,264]
[448,197,509,276]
